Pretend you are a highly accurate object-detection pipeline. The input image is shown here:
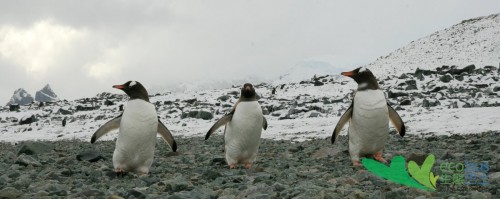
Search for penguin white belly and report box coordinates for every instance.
[113,99,158,173]
[224,102,263,164]
[349,90,389,157]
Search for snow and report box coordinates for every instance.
[365,13,500,78]
[1,106,499,143]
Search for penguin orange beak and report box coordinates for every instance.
[341,71,355,77]
[113,84,125,89]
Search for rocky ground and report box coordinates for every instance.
[0,131,499,199]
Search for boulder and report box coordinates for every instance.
[17,142,53,155]
[439,74,453,83]
[181,111,214,120]
[19,115,36,125]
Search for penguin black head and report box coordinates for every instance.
[241,83,256,99]
[341,67,380,90]
[113,81,150,102]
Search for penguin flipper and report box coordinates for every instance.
[157,120,178,152]
[91,114,122,143]
[331,104,353,144]
[205,113,233,140]
[387,104,406,137]
[262,116,268,130]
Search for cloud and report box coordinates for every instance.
[0,1,499,104]
[0,20,86,77]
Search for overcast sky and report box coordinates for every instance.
[0,0,499,104]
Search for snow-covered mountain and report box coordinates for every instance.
[366,13,500,77]
[6,88,34,106]
[273,60,344,85]
[35,84,59,102]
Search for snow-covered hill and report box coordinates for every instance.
[6,88,34,106]
[1,63,499,143]
[35,84,59,102]
[366,13,500,77]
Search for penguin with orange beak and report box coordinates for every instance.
[332,67,405,166]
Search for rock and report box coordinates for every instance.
[488,172,500,180]
[77,189,104,197]
[7,88,34,106]
[415,68,436,77]
[399,73,409,79]
[447,64,475,75]
[312,147,339,159]
[406,153,427,165]
[0,187,23,199]
[469,191,490,199]
[17,142,52,155]
[400,99,411,106]
[430,86,447,93]
[184,98,197,104]
[162,176,190,192]
[94,115,106,121]
[202,170,222,180]
[237,183,275,199]
[57,108,72,115]
[473,84,489,89]
[308,112,320,118]
[405,79,418,90]
[388,91,409,98]
[19,115,36,125]
[76,150,104,162]
[440,74,453,83]
[169,187,215,199]
[422,99,440,107]
[217,95,230,101]
[313,79,324,86]
[15,154,42,167]
[104,100,114,106]
[9,104,20,112]
[288,145,304,152]
[181,111,214,120]
[368,190,383,199]
[39,183,68,196]
[348,189,367,199]
[127,189,146,199]
[384,189,407,199]
[494,86,500,92]
[35,84,59,102]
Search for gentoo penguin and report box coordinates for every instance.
[332,67,405,167]
[91,81,177,175]
[205,83,268,169]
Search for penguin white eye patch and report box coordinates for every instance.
[129,81,137,87]
[359,67,367,73]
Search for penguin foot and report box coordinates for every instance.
[352,160,362,167]
[136,167,149,176]
[229,163,237,169]
[114,167,126,177]
[373,152,388,164]
[244,163,252,169]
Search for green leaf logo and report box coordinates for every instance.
[362,155,438,191]
[407,154,438,190]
